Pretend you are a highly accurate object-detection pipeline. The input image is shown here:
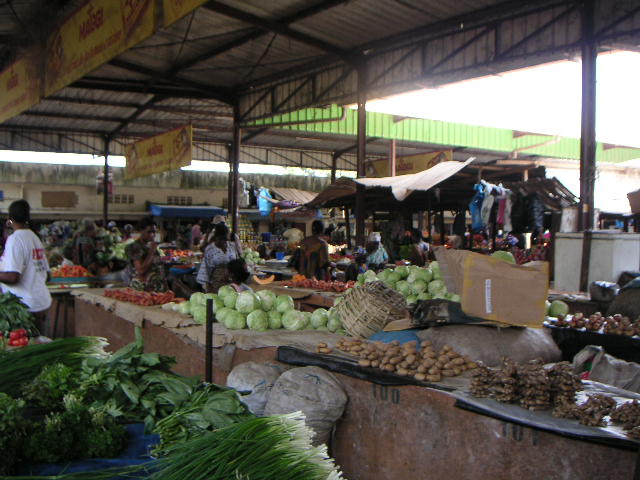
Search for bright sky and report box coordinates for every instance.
[366,50,640,148]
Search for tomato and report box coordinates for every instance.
[18,337,29,346]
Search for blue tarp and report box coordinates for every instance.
[18,424,158,478]
[149,204,226,218]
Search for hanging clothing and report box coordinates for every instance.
[503,191,513,233]
[469,184,485,233]
[480,186,495,228]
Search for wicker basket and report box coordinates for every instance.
[334,281,409,338]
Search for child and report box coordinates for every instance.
[228,258,252,293]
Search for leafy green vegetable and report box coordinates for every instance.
[0,336,107,397]
[235,291,262,314]
[268,310,282,329]
[275,295,295,313]
[310,308,328,329]
[22,363,79,411]
[246,310,269,331]
[0,291,37,337]
[152,384,252,456]
[256,289,277,311]
[224,310,247,330]
[0,393,26,475]
[282,310,305,331]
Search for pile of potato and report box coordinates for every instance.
[332,338,478,383]
[555,312,639,337]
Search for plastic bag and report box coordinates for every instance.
[589,281,619,303]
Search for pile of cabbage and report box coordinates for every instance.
[165,287,345,333]
[356,262,460,305]
[242,248,265,265]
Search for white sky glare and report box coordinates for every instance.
[366,50,640,148]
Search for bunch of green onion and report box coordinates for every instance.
[0,337,107,397]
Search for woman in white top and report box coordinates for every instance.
[0,200,52,331]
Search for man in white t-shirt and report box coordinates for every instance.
[0,200,52,331]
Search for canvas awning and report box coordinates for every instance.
[269,187,317,206]
[354,158,476,201]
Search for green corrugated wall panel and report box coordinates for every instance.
[247,106,639,163]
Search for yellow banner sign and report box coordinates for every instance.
[45,0,155,96]
[0,53,40,124]
[125,125,193,180]
[366,150,453,177]
[164,0,208,26]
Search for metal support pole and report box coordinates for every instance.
[331,152,339,183]
[103,136,110,226]
[205,298,214,383]
[439,210,446,246]
[345,207,352,248]
[579,0,597,231]
[355,63,367,246]
[389,139,396,176]
[231,104,241,236]
[226,144,233,213]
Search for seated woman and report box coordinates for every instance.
[228,258,252,293]
[365,232,389,270]
[196,223,238,293]
[124,216,168,292]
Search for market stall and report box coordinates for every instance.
[67,263,640,480]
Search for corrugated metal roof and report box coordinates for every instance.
[269,187,317,205]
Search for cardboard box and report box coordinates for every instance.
[628,189,640,214]
[435,247,549,328]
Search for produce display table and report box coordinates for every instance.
[545,323,640,363]
[71,289,638,480]
[253,282,340,310]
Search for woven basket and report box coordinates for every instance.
[334,281,409,338]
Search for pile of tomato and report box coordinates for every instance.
[2,329,29,347]
[281,278,355,293]
[51,265,92,278]
[163,249,194,258]
[104,288,176,306]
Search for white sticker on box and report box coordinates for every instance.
[485,279,492,314]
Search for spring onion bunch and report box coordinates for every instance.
[0,337,107,397]
[151,412,343,480]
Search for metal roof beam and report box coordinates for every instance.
[71,77,220,99]
[110,96,162,137]
[168,0,349,76]
[108,59,234,103]
[202,0,352,60]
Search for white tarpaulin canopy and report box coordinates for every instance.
[355,158,476,201]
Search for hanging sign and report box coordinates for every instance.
[366,150,453,177]
[0,53,41,124]
[125,125,193,180]
[45,0,155,96]
[163,0,208,26]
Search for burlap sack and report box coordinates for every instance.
[264,366,347,445]
[226,362,288,416]
[416,324,561,367]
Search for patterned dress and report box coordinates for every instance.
[125,241,168,292]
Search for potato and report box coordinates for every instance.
[417,365,427,374]
[444,361,455,370]
[467,362,478,369]
[452,357,465,366]
[399,361,409,369]
[318,347,332,354]
[441,369,456,377]
[453,367,462,376]
[428,367,440,375]
[383,364,395,372]
[405,354,416,365]
[358,359,371,367]
[438,355,449,363]
[371,360,380,368]
[404,340,418,349]
[415,373,426,381]
[442,344,452,351]
[426,374,442,382]
[317,342,327,348]
[389,356,402,365]
[420,340,432,348]
[422,358,436,368]
[397,367,409,376]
